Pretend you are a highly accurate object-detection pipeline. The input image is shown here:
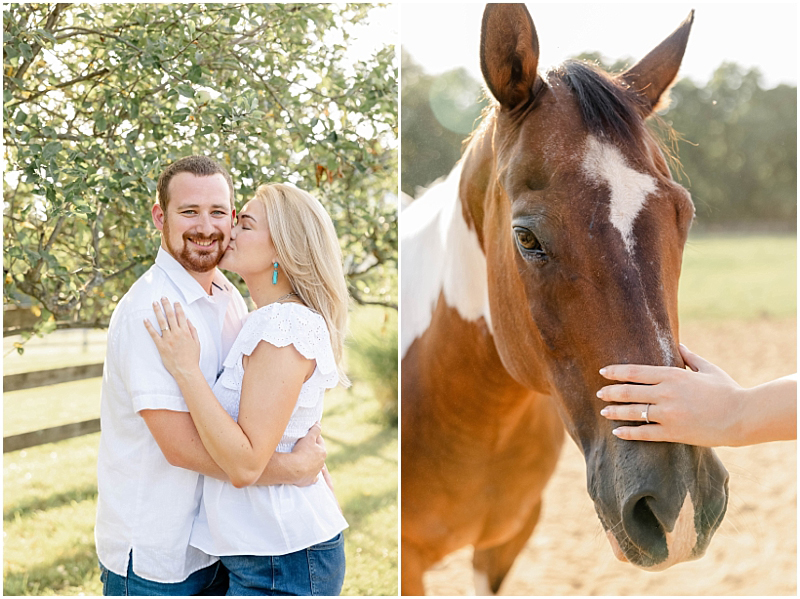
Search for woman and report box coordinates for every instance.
[144,183,349,595]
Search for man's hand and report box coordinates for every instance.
[286,423,327,486]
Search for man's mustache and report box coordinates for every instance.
[183,231,225,243]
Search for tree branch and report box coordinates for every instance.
[7,67,110,108]
[348,285,397,310]
[227,47,306,134]
[13,4,69,82]
[53,27,144,52]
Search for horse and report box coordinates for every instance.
[401,5,729,595]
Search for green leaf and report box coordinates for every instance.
[42,141,63,160]
[18,42,33,60]
[176,84,195,98]
[187,64,203,84]
[34,28,57,43]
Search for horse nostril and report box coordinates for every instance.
[622,494,669,562]
[632,496,660,536]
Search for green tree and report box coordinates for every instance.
[4,3,397,341]
[666,64,797,227]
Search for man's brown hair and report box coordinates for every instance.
[156,156,235,211]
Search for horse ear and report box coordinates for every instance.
[621,11,694,115]
[480,3,540,109]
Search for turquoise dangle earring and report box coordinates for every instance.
[272,262,279,285]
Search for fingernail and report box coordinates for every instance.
[600,407,609,416]
[611,428,621,437]
[596,389,604,399]
[599,367,608,376]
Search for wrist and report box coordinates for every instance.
[724,385,751,447]
[172,365,201,387]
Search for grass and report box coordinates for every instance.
[679,233,796,322]
[347,307,398,425]
[4,380,102,437]
[3,305,398,596]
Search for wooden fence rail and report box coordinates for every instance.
[3,362,104,453]
[4,363,104,392]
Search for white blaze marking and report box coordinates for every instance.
[582,135,677,364]
[647,492,699,572]
[473,570,493,596]
[608,492,699,571]
[582,135,657,254]
[654,321,676,365]
[666,492,698,562]
[400,163,492,359]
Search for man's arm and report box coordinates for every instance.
[141,410,325,485]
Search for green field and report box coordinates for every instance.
[679,233,796,322]
[3,306,398,596]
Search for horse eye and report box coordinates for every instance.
[513,226,545,257]
[515,228,538,249]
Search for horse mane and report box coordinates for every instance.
[552,60,648,148]
[553,59,684,173]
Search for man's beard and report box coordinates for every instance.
[163,219,226,274]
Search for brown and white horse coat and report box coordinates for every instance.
[401,4,728,595]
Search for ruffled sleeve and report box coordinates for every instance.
[219,303,338,403]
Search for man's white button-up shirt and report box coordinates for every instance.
[95,247,248,583]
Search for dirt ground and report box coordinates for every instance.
[422,318,797,595]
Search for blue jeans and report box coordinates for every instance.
[221,533,346,596]
[100,552,228,596]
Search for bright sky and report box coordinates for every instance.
[349,4,399,62]
[401,3,797,89]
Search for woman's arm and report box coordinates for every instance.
[141,410,326,486]
[145,298,313,487]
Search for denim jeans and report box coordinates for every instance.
[221,532,346,596]
[100,552,228,596]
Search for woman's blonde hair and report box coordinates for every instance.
[253,183,350,386]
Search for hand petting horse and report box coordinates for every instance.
[401,4,728,595]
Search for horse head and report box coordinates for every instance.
[465,4,729,570]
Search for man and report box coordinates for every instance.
[95,156,326,595]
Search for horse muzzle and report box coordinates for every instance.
[589,441,729,570]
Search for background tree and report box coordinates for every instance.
[4,3,397,342]
[666,64,797,226]
[400,48,485,197]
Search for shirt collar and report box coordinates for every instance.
[154,247,234,304]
